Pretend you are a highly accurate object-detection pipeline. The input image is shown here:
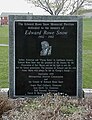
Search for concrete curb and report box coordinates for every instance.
[0,88,9,92]
[83,88,92,98]
[0,88,92,98]
[0,44,9,46]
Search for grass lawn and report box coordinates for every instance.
[0,25,9,44]
[0,46,9,88]
[0,18,92,88]
[83,18,92,88]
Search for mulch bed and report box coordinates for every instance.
[0,93,92,120]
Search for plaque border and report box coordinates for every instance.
[9,15,82,98]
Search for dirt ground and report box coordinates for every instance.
[0,93,92,120]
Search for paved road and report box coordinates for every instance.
[0,44,8,46]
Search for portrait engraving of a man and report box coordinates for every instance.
[40,41,52,56]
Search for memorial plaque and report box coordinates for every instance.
[9,15,82,97]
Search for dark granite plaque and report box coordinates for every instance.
[14,20,77,96]
[9,15,82,98]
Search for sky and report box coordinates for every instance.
[0,0,91,15]
[0,0,49,15]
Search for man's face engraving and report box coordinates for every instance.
[40,41,52,56]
